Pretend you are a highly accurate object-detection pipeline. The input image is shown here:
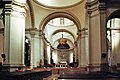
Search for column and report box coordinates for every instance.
[79,28,88,67]
[30,29,41,68]
[99,1,109,71]
[30,33,35,68]
[39,30,44,66]
[3,3,26,72]
[77,30,81,67]
[86,0,108,71]
[47,43,51,64]
[87,9,92,71]
[74,42,78,63]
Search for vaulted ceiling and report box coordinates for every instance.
[43,18,78,49]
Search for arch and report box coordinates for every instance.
[52,29,75,41]
[40,11,81,31]
[27,0,35,28]
[107,9,120,21]
[52,38,74,48]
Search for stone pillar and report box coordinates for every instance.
[74,42,78,63]
[99,1,109,71]
[79,28,88,67]
[86,0,108,71]
[39,30,44,66]
[30,29,41,68]
[30,33,35,68]
[3,2,26,72]
[77,30,81,67]
[87,8,92,71]
[47,43,51,64]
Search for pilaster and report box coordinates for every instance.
[86,0,109,71]
[3,1,26,72]
[29,28,41,68]
[76,30,81,67]
[39,30,44,66]
[78,28,88,67]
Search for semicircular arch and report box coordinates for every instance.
[52,29,75,41]
[107,9,120,21]
[40,11,81,31]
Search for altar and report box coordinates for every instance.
[55,58,67,68]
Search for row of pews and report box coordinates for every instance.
[58,70,120,79]
[0,70,52,80]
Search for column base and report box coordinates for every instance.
[2,64,25,72]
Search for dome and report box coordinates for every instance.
[34,0,83,8]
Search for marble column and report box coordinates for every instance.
[78,28,88,67]
[86,0,108,71]
[77,30,81,67]
[30,29,41,68]
[99,1,109,71]
[39,30,44,66]
[3,3,26,72]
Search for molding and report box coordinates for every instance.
[25,28,40,35]
[86,0,107,13]
[86,1,99,14]
[86,0,98,7]
[27,0,35,28]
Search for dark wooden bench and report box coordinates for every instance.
[58,71,120,79]
[0,70,52,80]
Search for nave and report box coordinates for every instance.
[1,67,120,80]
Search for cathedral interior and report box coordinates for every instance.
[0,0,120,79]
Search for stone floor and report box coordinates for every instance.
[43,74,60,80]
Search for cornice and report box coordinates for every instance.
[86,0,99,13]
[25,28,40,35]
[86,0,98,8]
[86,0,107,13]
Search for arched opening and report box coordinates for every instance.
[107,10,120,70]
[24,36,31,67]
[42,16,78,68]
